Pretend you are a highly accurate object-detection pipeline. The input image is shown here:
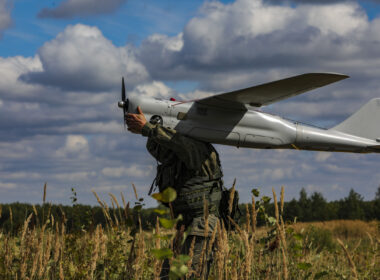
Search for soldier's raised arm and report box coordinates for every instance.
[126,107,208,170]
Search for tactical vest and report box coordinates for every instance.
[149,143,223,222]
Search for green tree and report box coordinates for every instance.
[298,188,312,221]
[338,189,365,220]
[310,192,328,221]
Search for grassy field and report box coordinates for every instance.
[0,187,379,280]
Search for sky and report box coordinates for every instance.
[1,0,380,207]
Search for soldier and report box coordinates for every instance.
[126,106,223,279]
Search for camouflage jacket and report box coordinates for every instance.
[142,122,223,236]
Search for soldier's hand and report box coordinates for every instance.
[126,106,147,134]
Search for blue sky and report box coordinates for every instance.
[1,0,380,207]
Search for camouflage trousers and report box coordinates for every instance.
[159,235,214,280]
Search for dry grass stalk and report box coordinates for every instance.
[280,186,284,215]
[53,222,60,263]
[8,206,13,228]
[133,218,145,279]
[337,238,358,279]
[231,258,238,280]
[207,223,218,253]
[132,183,139,200]
[109,197,120,227]
[251,195,257,236]
[43,182,47,204]
[20,213,33,279]
[92,190,105,208]
[110,192,123,225]
[42,231,53,276]
[228,179,236,215]
[245,204,251,234]
[215,221,225,280]
[272,188,288,280]
[153,217,161,280]
[186,236,196,278]
[37,224,48,278]
[59,260,64,280]
[89,225,101,279]
[121,192,130,222]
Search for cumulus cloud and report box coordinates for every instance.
[38,0,127,19]
[21,24,149,92]
[56,135,89,158]
[136,0,378,95]
[0,0,12,37]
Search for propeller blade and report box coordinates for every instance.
[121,77,126,101]
[121,77,127,130]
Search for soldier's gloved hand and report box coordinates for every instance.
[126,106,147,134]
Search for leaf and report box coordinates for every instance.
[314,271,329,279]
[151,248,173,260]
[151,193,163,201]
[267,216,277,225]
[297,262,312,270]
[159,214,182,229]
[154,208,169,215]
[170,264,188,278]
[159,218,177,229]
[261,196,271,203]
[151,187,177,203]
[161,187,177,203]
[133,205,143,211]
[251,188,260,197]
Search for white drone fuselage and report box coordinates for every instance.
[127,95,380,153]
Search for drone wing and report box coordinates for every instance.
[196,73,349,109]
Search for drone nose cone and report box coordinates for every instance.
[118,101,125,108]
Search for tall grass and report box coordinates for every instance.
[0,185,379,279]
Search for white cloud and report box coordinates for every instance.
[1,172,41,180]
[301,3,367,36]
[54,171,95,181]
[56,135,89,157]
[21,24,149,91]
[0,56,43,98]
[129,81,174,99]
[38,0,127,19]
[101,164,153,178]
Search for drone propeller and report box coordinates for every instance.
[118,77,129,129]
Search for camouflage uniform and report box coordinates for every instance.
[141,122,223,279]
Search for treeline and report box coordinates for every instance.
[0,187,379,234]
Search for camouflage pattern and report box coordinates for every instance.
[142,122,224,279]
[142,122,223,236]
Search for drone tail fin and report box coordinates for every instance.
[331,98,380,140]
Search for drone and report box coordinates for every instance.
[118,73,380,153]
